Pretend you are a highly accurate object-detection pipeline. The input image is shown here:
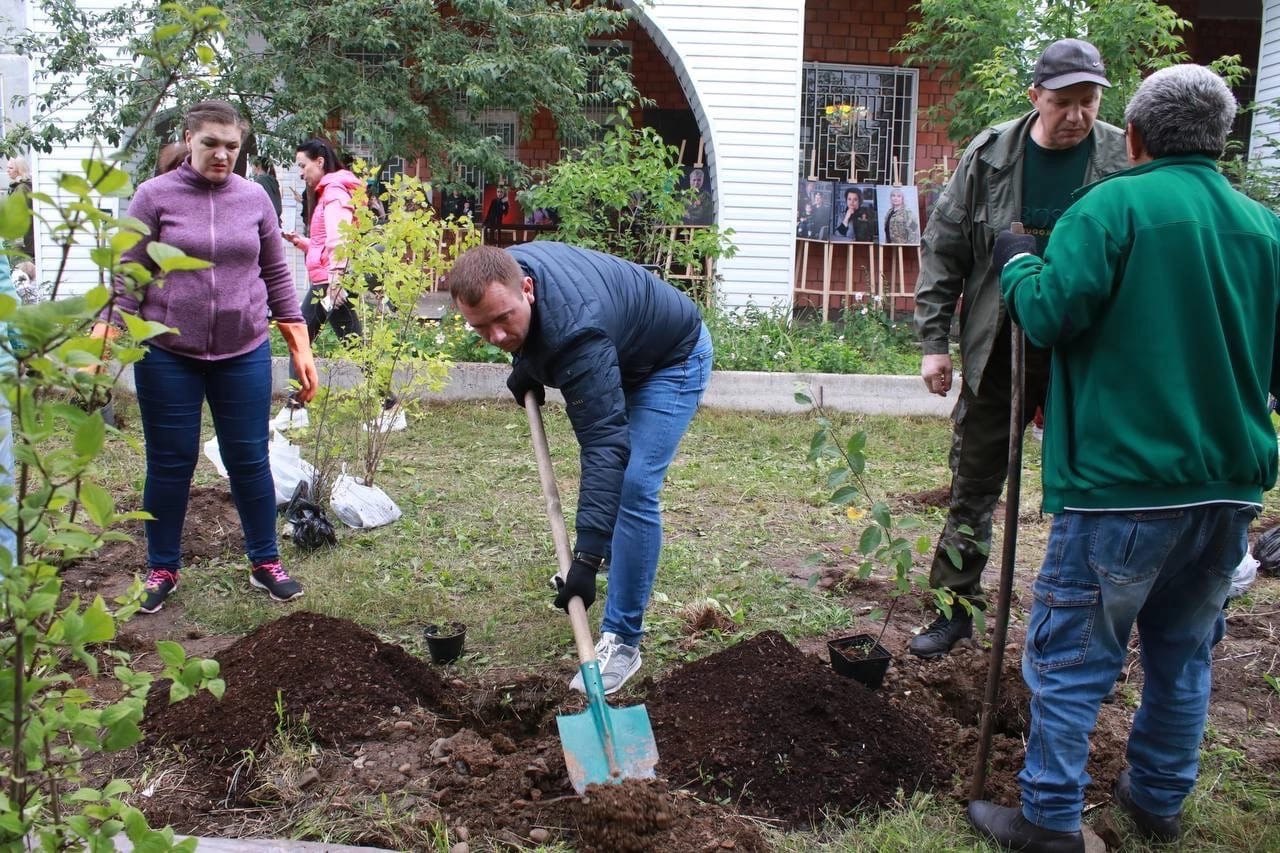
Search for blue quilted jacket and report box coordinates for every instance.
[508,241,703,556]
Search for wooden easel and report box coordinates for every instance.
[656,136,716,305]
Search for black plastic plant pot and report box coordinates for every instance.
[828,634,892,689]
[424,622,467,664]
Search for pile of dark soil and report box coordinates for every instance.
[144,611,453,761]
[646,630,953,826]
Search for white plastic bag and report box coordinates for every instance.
[202,436,229,478]
[1228,551,1260,599]
[203,431,317,506]
[330,471,402,529]
[268,433,317,506]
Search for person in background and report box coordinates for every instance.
[909,38,1128,658]
[448,242,713,695]
[252,157,283,224]
[276,138,364,431]
[5,155,35,261]
[98,99,317,613]
[968,64,1279,853]
[11,261,41,305]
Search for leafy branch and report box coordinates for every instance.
[797,386,984,648]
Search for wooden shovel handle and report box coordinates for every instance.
[525,393,598,665]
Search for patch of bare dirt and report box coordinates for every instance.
[60,486,246,646]
[84,505,1280,849]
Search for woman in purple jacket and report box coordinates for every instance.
[104,100,319,613]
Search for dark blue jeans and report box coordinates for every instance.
[133,341,278,569]
[1019,504,1256,831]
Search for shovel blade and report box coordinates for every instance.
[557,701,659,794]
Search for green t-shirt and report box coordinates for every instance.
[1021,136,1094,254]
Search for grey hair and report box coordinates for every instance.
[7,155,30,181]
[1124,65,1237,158]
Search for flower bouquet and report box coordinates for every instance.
[824,103,867,133]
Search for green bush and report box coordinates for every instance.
[705,302,920,375]
[313,301,921,376]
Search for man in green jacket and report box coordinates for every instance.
[968,64,1280,853]
[910,39,1128,657]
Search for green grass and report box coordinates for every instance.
[89,396,1280,850]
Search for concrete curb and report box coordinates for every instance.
[114,358,957,418]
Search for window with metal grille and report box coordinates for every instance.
[339,122,404,182]
[563,41,632,146]
[800,63,918,186]
[449,111,519,189]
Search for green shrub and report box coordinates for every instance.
[705,302,919,375]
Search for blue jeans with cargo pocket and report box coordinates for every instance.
[1018,504,1255,832]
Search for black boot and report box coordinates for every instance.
[967,801,1084,853]
[1113,769,1182,843]
[908,611,973,658]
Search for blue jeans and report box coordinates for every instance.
[600,324,713,647]
[1020,504,1255,831]
[0,404,14,571]
[133,341,278,570]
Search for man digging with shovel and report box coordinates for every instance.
[447,242,713,695]
[967,64,1280,852]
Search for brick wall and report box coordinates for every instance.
[797,0,952,312]
[518,21,691,170]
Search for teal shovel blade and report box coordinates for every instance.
[556,661,659,793]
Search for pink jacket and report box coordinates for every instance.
[304,169,362,284]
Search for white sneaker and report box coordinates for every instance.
[362,408,407,434]
[569,632,642,696]
[271,404,309,431]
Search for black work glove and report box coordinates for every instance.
[553,553,603,611]
[992,229,1038,272]
[507,360,545,407]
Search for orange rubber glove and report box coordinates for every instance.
[85,322,121,374]
[277,322,318,404]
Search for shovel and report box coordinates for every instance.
[524,393,659,793]
[970,222,1028,801]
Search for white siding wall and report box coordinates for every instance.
[27,0,135,295]
[629,0,803,309]
[1254,1,1280,161]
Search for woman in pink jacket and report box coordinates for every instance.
[277,138,363,429]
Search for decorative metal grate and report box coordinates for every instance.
[339,121,404,182]
[800,63,918,185]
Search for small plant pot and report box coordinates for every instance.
[424,622,466,664]
[828,634,892,689]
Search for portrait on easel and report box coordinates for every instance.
[877,185,921,245]
[796,179,834,240]
[831,183,877,243]
[680,165,714,226]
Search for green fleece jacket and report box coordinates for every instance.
[1002,155,1280,512]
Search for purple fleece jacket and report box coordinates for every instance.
[112,160,303,360]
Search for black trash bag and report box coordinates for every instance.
[1255,524,1280,575]
[284,481,337,551]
